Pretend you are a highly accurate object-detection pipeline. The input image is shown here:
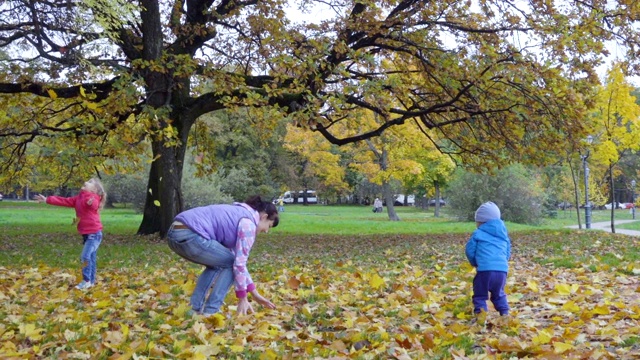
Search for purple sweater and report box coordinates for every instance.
[175,203,260,297]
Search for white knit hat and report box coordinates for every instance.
[475,201,501,222]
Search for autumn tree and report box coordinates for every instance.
[589,63,640,232]
[283,123,349,201]
[2,0,640,235]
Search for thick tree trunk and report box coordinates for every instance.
[383,182,400,221]
[137,140,185,236]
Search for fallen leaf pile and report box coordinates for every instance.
[1,230,640,359]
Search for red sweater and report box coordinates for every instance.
[46,190,103,234]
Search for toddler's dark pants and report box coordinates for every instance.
[472,271,509,315]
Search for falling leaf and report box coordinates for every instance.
[154,200,161,207]
[47,89,57,99]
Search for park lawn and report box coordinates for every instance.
[1,202,640,359]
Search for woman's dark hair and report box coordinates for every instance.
[245,195,279,227]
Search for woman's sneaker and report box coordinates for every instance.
[75,281,93,290]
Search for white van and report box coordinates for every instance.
[280,190,318,204]
[393,194,415,206]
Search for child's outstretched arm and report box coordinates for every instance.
[465,237,478,267]
[42,195,77,207]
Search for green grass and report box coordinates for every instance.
[1,200,639,269]
[0,201,141,235]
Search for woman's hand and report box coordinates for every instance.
[34,194,46,203]
[237,297,254,316]
[251,290,276,310]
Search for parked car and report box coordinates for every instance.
[393,194,415,206]
[0,193,3,201]
[556,201,573,209]
[621,203,636,209]
[428,198,446,206]
[603,202,636,209]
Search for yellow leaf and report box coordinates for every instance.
[19,323,43,341]
[229,345,245,353]
[369,274,385,289]
[553,341,574,354]
[173,339,187,352]
[205,313,226,328]
[86,101,98,110]
[181,279,195,293]
[173,302,191,317]
[592,305,610,315]
[47,89,58,99]
[562,301,581,313]
[79,86,86,97]
[95,300,111,309]
[527,280,539,293]
[555,283,578,295]
[259,349,278,360]
[532,330,552,345]
[121,323,129,339]
[154,200,161,207]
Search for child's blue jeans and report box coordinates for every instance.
[472,271,509,315]
[81,231,103,284]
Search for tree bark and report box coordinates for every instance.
[569,159,582,229]
[609,163,616,234]
[137,139,186,236]
[434,181,441,217]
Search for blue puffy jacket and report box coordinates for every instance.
[465,219,511,272]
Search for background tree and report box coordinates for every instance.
[448,165,546,225]
[283,123,349,202]
[2,0,640,235]
[589,64,640,232]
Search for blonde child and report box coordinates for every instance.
[35,178,107,290]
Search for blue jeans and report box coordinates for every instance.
[472,271,509,315]
[167,227,235,315]
[81,231,102,284]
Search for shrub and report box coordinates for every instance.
[447,165,546,225]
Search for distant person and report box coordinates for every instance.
[278,198,284,212]
[34,178,107,290]
[373,198,383,213]
[465,201,511,319]
[167,195,279,317]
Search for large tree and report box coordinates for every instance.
[1,0,639,235]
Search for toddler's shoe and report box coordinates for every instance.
[75,281,93,290]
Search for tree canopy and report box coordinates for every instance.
[2,0,640,235]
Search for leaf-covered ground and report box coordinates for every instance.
[2,230,640,359]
